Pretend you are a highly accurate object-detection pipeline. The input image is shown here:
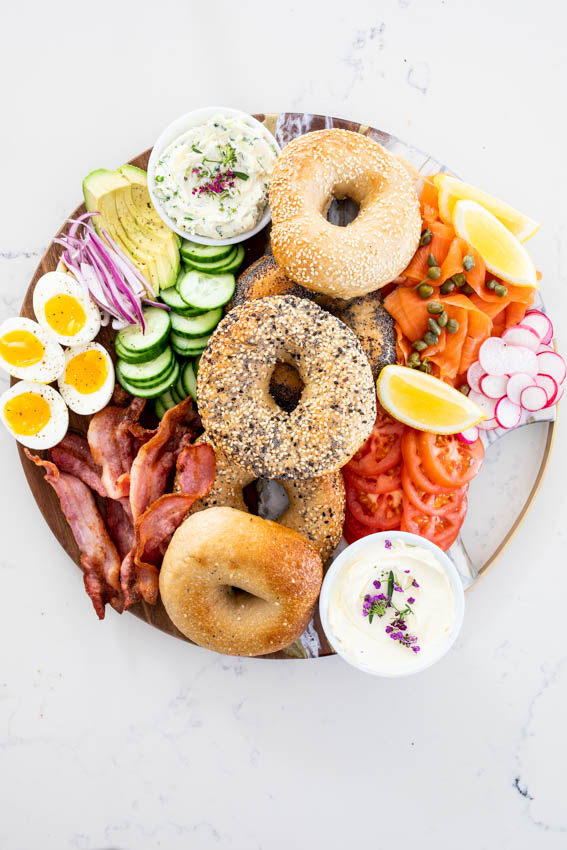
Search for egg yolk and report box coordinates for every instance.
[0,330,44,367]
[65,350,107,394]
[4,392,51,436]
[45,294,86,337]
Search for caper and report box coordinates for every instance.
[440,280,455,295]
[408,352,421,367]
[427,301,444,315]
[446,318,459,334]
[452,272,467,287]
[437,310,448,328]
[417,282,434,299]
[427,253,438,267]
[419,361,432,374]
[420,228,432,246]
[427,317,442,335]
[494,284,508,297]
[463,254,475,271]
[461,283,475,295]
[459,383,470,396]
[423,331,439,346]
[412,339,428,352]
[427,266,441,280]
[486,278,498,291]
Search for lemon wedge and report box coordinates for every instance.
[434,173,540,242]
[452,200,538,288]
[377,365,486,434]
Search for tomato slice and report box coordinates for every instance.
[401,429,455,494]
[343,463,402,494]
[401,466,468,517]
[344,510,370,544]
[401,495,467,551]
[345,408,405,477]
[345,480,404,530]
[417,432,485,489]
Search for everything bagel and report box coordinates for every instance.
[196,295,376,479]
[159,507,323,656]
[270,129,421,298]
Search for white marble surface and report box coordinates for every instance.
[2,1,567,847]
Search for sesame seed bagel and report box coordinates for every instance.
[186,434,345,564]
[269,129,421,298]
[160,506,323,656]
[197,295,376,479]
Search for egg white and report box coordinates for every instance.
[0,381,69,449]
[0,317,65,382]
[33,271,101,347]
[58,342,115,415]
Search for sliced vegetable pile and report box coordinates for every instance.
[114,238,244,415]
[342,405,484,551]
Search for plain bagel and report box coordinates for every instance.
[196,294,376,479]
[186,434,345,564]
[159,507,323,656]
[270,128,421,298]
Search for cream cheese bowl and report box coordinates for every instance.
[147,107,281,246]
[319,531,465,677]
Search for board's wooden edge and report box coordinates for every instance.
[14,112,558,659]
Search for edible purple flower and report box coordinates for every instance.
[407,597,415,605]
[384,539,392,549]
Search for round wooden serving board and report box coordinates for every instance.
[17,112,556,659]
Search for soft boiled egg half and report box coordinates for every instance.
[0,317,65,382]
[33,271,101,347]
[0,381,69,449]
[58,342,114,415]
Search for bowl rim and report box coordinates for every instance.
[147,106,281,246]
[319,530,466,677]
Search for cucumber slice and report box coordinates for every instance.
[177,269,235,311]
[116,347,174,387]
[116,359,179,398]
[181,360,197,401]
[180,239,233,263]
[175,373,189,400]
[183,246,238,272]
[170,331,211,352]
[170,381,185,405]
[170,308,222,338]
[154,398,166,420]
[216,244,245,274]
[115,307,171,362]
[160,390,177,410]
[193,353,202,375]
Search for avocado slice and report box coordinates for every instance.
[83,166,180,292]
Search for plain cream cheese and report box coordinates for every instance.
[328,539,456,675]
[154,114,278,239]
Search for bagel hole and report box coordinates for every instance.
[225,586,255,603]
[327,197,360,227]
[269,361,304,412]
[243,479,290,521]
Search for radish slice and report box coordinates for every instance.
[506,372,536,405]
[502,325,540,350]
[522,310,553,344]
[520,385,548,412]
[537,343,555,354]
[467,361,486,394]
[477,417,499,431]
[536,351,566,385]
[479,373,508,399]
[479,337,538,377]
[495,397,522,429]
[556,386,564,404]
[468,390,497,417]
[535,374,558,406]
[458,426,480,444]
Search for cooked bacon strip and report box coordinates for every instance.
[87,397,145,499]
[106,498,134,560]
[25,450,123,619]
[129,397,201,521]
[50,432,108,497]
[122,443,215,606]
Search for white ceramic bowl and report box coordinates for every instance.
[319,530,465,677]
[147,106,281,246]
